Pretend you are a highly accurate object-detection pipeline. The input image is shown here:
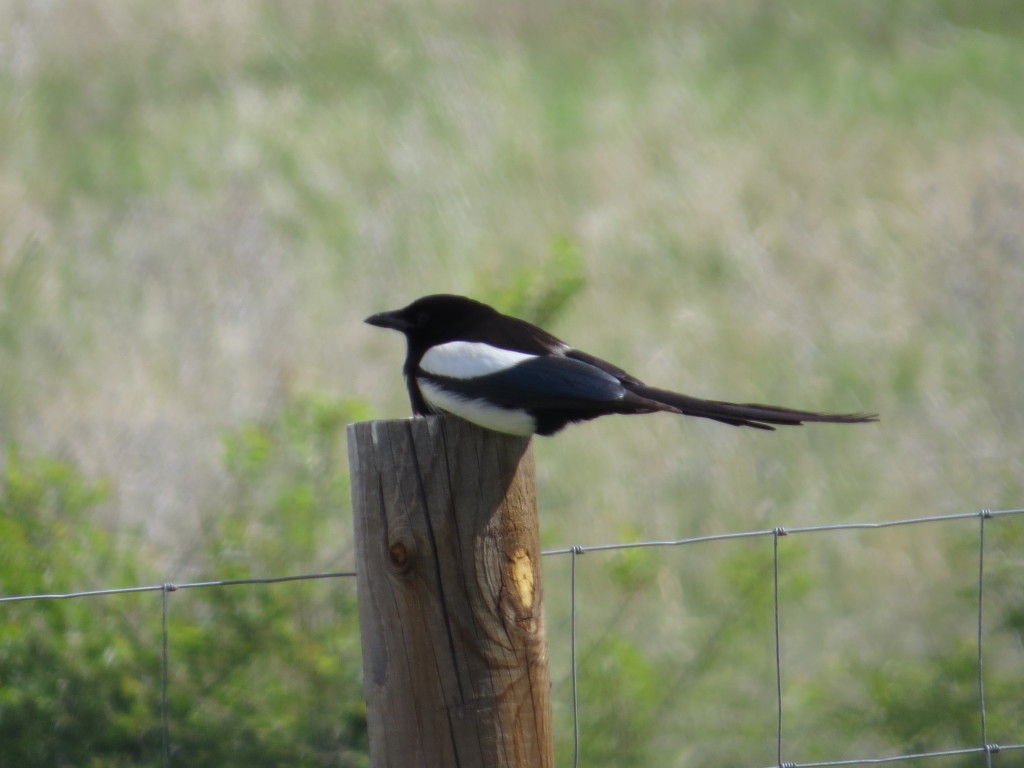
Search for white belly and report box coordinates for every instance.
[418,378,536,436]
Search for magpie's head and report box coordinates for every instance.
[366,294,498,347]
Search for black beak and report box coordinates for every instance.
[365,310,411,332]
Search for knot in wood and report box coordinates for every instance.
[388,540,414,573]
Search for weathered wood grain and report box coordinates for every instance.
[348,415,552,768]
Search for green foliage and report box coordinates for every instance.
[606,542,659,594]
[0,449,158,767]
[794,522,1024,767]
[0,395,371,767]
[699,0,1024,128]
[473,234,587,327]
[561,633,662,768]
[162,394,369,767]
[863,646,980,752]
[0,446,120,596]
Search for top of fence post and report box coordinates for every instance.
[347,415,552,768]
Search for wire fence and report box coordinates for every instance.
[2,507,1023,767]
[545,507,1024,768]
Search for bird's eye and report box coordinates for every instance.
[415,311,430,327]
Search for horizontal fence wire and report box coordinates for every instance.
[539,507,1024,557]
[1,507,1023,767]
[762,743,1024,768]
[0,570,357,604]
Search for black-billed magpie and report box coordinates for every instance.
[366,294,877,436]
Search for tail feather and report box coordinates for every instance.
[632,385,878,431]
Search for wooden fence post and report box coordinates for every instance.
[347,415,553,768]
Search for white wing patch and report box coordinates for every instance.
[418,379,536,436]
[419,341,536,379]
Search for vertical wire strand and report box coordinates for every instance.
[977,511,991,767]
[571,545,581,768]
[773,528,785,768]
[161,583,175,768]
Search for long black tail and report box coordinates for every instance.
[632,385,878,431]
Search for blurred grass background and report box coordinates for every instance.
[1,1,1023,766]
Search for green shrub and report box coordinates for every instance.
[0,395,371,767]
